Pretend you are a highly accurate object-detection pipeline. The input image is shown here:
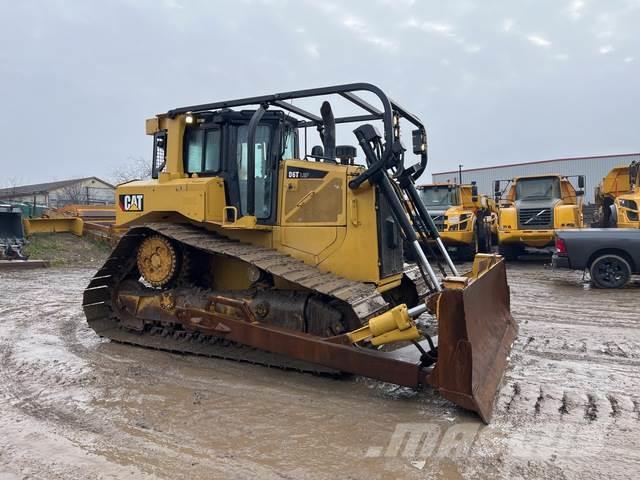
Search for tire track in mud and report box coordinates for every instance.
[491,260,640,476]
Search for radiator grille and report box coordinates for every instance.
[518,208,552,229]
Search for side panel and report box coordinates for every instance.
[275,160,382,283]
[554,204,581,228]
[116,177,225,226]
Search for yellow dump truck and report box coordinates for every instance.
[415,182,497,259]
[593,160,639,228]
[494,174,585,260]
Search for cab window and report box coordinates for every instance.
[282,129,296,159]
[515,177,561,200]
[184,128,221,174]
[236,124,273,219]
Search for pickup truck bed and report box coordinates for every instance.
[552,228,640,288]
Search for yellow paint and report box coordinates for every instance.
[347,304,420,346]
[118,113,387,287]
[416,183,498,247]
[595,164,640,229]
[497,174,584,248]
[23,217,84,236]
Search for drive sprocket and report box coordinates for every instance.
[136,234,178,287]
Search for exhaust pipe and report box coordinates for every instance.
[320,101,336,161]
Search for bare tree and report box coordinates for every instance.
[58,182,85,206]
[111,156,153,185]
[1,176,23,190]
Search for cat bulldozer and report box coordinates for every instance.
[83,84,517,422]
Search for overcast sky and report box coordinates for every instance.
[1,0,639,185]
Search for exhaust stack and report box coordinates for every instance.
[320,101,336,161]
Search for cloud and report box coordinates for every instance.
[405,19,456,37]
[527,35,552,47]
[364,35,397,50]
[305,44,319,57]
[342,16,366,32]
[422,21,455,36]
[1,0,639,184]
[340,15,396,50]
[567,0,585,20]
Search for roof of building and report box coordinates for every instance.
[0,177,115,199]
[433,152,640,176]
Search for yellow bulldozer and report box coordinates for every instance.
[415,182,497,260]
[83,84,517,422]
[593,160,640,228]
[494,174,585,260]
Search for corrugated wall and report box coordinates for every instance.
[430,153,640,204]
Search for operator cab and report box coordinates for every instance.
[163,106,360,226]
[179,109,299,223]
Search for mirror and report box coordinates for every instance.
[494,180,500,193]
[471,182,479,202]
[412,129,425,155]
[578,175,585,189]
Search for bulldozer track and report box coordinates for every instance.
[82,223,401,375]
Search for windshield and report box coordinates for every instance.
[419,186,459,208]
[515,177,561,200]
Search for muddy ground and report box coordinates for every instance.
[0,257,638,479]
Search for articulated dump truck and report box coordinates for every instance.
[494,174,585,260]
[415,182,497,260]
[82,84,517,422]
[593,160,640,228]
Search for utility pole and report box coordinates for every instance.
[458,164,463,184]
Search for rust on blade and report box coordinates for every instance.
[428,258,518,423]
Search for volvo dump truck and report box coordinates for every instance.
[494,174,585,260]
[83,84,517,422]
[415,182,497,259]
[593,160,640,228]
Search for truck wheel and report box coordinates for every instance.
[590,254,631,288]
[608,205,618,228]
[498,244,522,261]
[477,222,492,253]
[455,230,476,261]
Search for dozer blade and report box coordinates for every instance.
[427,255,517,423]
[23,217,84,236]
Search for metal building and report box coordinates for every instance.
[0,177,115,208]
[430,152,640,204]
